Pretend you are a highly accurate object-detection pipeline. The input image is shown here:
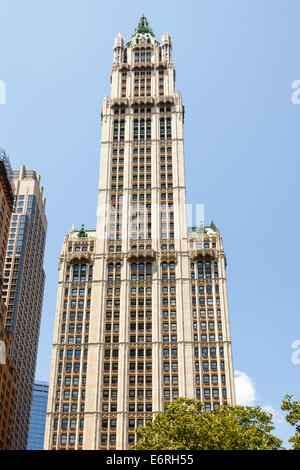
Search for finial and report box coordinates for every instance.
[77,224,88,238]
[210,220,217,231]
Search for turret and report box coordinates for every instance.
[113,32,125,65]
[161,31,172,63]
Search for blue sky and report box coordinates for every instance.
[0,0,299,447]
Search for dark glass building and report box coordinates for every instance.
[27,381,49,450]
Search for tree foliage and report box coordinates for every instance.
[281,394,300,450]
[130,398,283,450]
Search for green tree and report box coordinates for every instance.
[130,398,283,450]
[281,394,300,450]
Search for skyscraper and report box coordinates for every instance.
[27,381,49,450]
[2,165,47,449]
[44,16,235,451]
[0,149,17,450]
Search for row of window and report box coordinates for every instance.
[62,312,90,321]
[53,434,83,445]
[54,418,84,430]
[192,297,221,306]
[63,300,90,308]
[59,350,88,360]
[58,362,86,373]
[65,288,90,296]
[56,390,86,399]
[192,285,219,294]
[198,361,225,371]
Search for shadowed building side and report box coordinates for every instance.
[0,149,17,450]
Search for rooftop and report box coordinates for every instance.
[128,15,157,46]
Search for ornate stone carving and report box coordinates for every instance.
[127,249,156,262]
[106,253,124,264]
[62,252,93,265]
[154,96,174,105]
[189,248,217,261]
[130,96,154,106]
[160,252,177,263]
[111,98,129,107]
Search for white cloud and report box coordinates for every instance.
[262,405,284,424]
[234,371,285,425]
[234,370,256,406]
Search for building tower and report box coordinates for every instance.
[0,149,17,450]
[27,381,49,450]
[2,165,47,449]
[44,16,235,451]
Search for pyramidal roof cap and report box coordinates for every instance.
[128,15,157,46]
[133,15,154,37]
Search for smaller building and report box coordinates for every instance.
[27,381,49,450]
[2,165,48,449]
[0,148,17,450]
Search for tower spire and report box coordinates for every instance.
[129,15,156,45]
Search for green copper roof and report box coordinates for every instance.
[188,226,204,234]
[133,15,154,37]
[77,224,88,238]
[128,15,156,46]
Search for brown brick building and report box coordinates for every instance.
[0,149,17,450]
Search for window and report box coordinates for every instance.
[70,419,77,429]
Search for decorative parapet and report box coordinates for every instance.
[130,62,154,71]
[154,62,172,70]
[112,64,130,71]
[160,252,177,263]
[130,96,154,106]
[127,249,156,262]
[60,251,93,268]
[189,248,217,261]
[106,253,124,264]
[110,98,129,108]
[154,96,175,106]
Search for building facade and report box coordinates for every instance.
[0,149,17,450]
[2,165,47,449]
[27,381,49,450]
[44,16,235,451]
